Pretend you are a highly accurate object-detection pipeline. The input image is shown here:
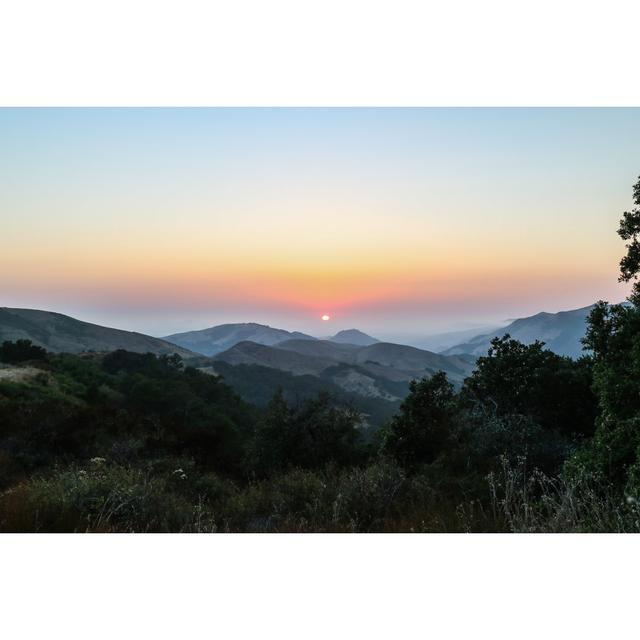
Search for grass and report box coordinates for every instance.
[487,456,640,533]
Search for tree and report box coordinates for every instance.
[573,175,640,488]
[0,339,47,364]
[463,335,597,438]
[250,390,363,474]
[382,371,457,467]
[617,175,640,304]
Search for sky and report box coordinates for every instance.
[1,107,638,341]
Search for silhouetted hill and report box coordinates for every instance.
[204,361,402,427]
[212,340,334,375]
[163,322,316,356]
[351,342,476,381]
[276,339,362,361]
[329,329,379,346]
[213,339,476,392]
[0,307,194,357]
[442,304,597,358]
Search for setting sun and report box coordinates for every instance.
[321,314,330,321]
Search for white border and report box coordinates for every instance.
[1,534,638,640]
[2,1,640,638]
[1,0,639,106]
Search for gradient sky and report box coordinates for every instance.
[1,108,638,340]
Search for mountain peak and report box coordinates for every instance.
[163,322,317,356]
[329,329,379,346]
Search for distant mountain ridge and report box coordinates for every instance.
[409,325,503,352]
[442,304,597,358]
[329,329,379,346]
[163,322,317,356]
[2,304,597,426]
[0,307,194,357]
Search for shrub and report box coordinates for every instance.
[0,460,217,533]
[487,456,640,533]
[0,339,48,364]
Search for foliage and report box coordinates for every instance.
[0,336,611,531]
[381,372,457,467]
[617,175,640,304]
[487,457,640,533]
[249,390,366,475]
[0,339,48,364]
[570,178,640,492]
[463,335,597,439]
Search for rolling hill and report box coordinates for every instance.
[203,360,403,427]
[274,339,475,383]
[329,329,379,346]
[442,304,597,358]
[212,339,477,398]
[210,340,334,376]
[163,322,317,356]
[0,307,194,357]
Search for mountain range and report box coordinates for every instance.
[198,338,475,425]
[1,303,601,363]
[0,303,603,423]
[163,322,317,356]
[208,338,476,398]
[442,304,596,358]
[164,324,379,355]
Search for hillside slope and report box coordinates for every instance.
[329,329,379,346]
[164,322,316,356]
[204,361,402,427]
[214,339,476,388]
[0,307,194,357]
[212,341,335,375]
[442,305,596,358]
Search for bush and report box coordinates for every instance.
[0,339,48,364]
[487,456,640,533]
[249,391,365,475]
[0,460,217,533]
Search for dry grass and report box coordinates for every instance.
[0,364,43,383]
[487,456,640,533]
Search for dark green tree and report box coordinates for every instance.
[617,175,640,304]
[573,175,640,488]
[463,335,597,439]
[0,339,47,364]
[250,390,363,474]
[382,371,457,467]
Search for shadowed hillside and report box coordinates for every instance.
[0,308,193,357]
[207,360,402,427]
[213,339,476,387]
